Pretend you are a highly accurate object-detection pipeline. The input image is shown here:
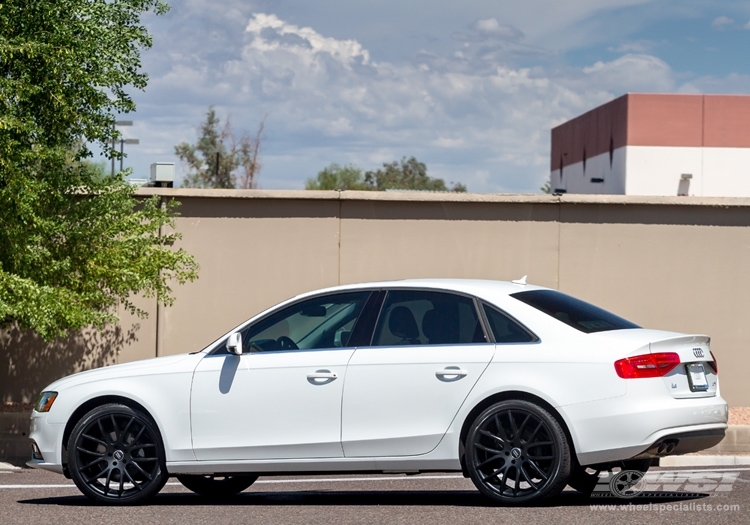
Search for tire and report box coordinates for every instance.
[67,403,167,505]
[567,459,652,495]
[177,474,258,497]
[465,399,571,505]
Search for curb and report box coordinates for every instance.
[0,462,21,471]
[659,455,750,467]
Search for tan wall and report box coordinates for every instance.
[3,190,750,406]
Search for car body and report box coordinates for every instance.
[28,279,728,504]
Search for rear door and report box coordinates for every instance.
[341,289,495,457]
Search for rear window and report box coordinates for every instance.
[511,290,639,334]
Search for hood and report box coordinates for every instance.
[43,353,200,392]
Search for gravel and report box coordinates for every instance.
[729,407,750,425]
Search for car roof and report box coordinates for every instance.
[293,278,549,302]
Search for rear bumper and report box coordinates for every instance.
[632,427,726,459]
[562,389,728,466]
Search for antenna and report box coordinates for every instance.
[511,275,528,285]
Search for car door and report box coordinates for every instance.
[190,290,371,461]
[341,289,495,457]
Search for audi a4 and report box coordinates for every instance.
[28,279,728,505]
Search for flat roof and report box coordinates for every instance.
[551,93,750,171]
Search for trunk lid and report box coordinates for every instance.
[649,334,717,398]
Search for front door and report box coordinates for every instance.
[190,290,371,461]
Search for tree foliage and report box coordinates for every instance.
[307,157,468,192]
[175,107,264,189]
[0,0,199,341]
[305,164,370,191]
[365,157,467,192]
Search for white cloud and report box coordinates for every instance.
[245,13,370,67]
[582,54,674,92]
[472,18,525,40]
[129,7,725,193]
[711,16,734,29]
[191,15,674,189]
[679,73,750,94]
[608,39,663,53]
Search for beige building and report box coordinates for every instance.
[2,189,750,407]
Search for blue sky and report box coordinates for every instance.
[112,0,750,193]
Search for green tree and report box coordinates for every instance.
[305,164,371,190]
[175,107,264,189]
[0,0,199,341]
[364,157,467,192]
[306,157,468,192]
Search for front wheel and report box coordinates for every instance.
[67,403,167,505]
[177,474,258,497]
[465,400,571,505]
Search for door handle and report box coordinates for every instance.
[307,370,338,384]
[436,367,468,382]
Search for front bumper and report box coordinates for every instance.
[26,411,66,475]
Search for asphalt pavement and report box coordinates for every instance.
[0,466,747,525]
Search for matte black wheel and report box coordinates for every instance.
[177,474,258,497]
[466,400,571,505]
[67,404,167,505]
[567,459,651,495]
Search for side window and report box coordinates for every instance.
[483,304,537,344]
[372,290,486,346]
[237,291,371,352]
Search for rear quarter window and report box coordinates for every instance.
[511,289,639,334]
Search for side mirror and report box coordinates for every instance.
[226,332,243,355]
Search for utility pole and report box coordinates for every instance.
[112,120,133,176]
[120,138,140,172]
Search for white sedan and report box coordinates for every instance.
[28,279,728,505]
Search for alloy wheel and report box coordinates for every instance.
[466,400,570,504]
[68,404,166,504]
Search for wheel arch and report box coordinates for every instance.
[458,390,577,475]
[61,395,164,474]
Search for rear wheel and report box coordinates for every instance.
[67,403,167,505]
[465,400,571,505]
[177,474,258,497]
[567,459,652,495]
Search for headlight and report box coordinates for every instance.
[34,391,58,413]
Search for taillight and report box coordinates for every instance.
[614,352,681,379]
[708,351,718,374]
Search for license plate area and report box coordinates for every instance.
[686,363,709,392]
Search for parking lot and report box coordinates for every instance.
[0,465,746,525]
